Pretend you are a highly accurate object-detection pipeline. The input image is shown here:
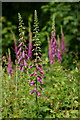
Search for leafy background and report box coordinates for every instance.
[2,2,80,118]
[2,2,80,68]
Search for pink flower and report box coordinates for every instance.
[28,66,33,69]
[39,87,44,91]
[39,64,42,67]
[30,90,34,95]
[20,67,24,71]
[57,48,62,62]
[30,73,34,77]
[22,51,25,58]
[37,92,41,96]
[18,57,22,64]
[37,77,44,84]
[25,46,28,50]
[17,48,21,55]
[40,70,44,75]
[43,97,47,100]
[34,87,37,92]
[34,72,38,76]
[30,81,35,86]
[18,42,23,47]
[24,59,27,67]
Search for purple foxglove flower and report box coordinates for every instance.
[17,48,21,55]
[20,63,23,67]
[39,87,44,91]
[22,51,25,58]
[33,87,37,92]
[25,54,29,59]
[30,73,34,77]
[48,37,53,64]
[18,42,23,47]
[37,56,40,59]
[30,90,34,95]
[37,77,44,84]
[30,81,35,86]
[36,65,38,69]
[17,55,20,59]
[38,76,43,79]
[25,46,28,50]
[51,33,56,39]
[34,72,38,76]
[39,64,42,67]
[40,60,43,62]
[57,48,62,62]
[40,70,44,75]
[30,10,44,97]
[34,59,37,64]
[20,67,24,71]
[37,92,41,96]
[28,23,33,59]
[57,35,62,62]
[50,26,58,65]
[18,57,22,64]
[28,66,33,69]
[17,13,29,71]
[24,59,27,67]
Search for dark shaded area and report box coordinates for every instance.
[2,2,80,68]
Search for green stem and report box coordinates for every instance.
[36,77,38,118]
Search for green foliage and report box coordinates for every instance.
[2,17,17,55]
[2,60,79,118]
[2,3,80,68]
[40,2,79,56]
[2,3,80,118]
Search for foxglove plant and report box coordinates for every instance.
[7,49,13,77]
[57,35,62,62]
[51,22,58,58]
[17,13,28,71]
[30,10,44,97]
[48,34,53,64]
[28,22,32,59]
[61,26,66,53]
[48,18,58,65]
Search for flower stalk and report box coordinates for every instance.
[29,10,44,117]
[57,35,62,62]
[28,22,33,60]
[17,13,28,71]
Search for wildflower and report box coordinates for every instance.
[37,77,44,84]
[57,35,62,62]
[30,10,44,96]
[37,92,41,96]
[17,13,28,71]
[28,22,33,59]
[30,81,35,86]
[48,34,53,64]
[28,66,33,69]
[39,87,44,91]
[48,16,58,65]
